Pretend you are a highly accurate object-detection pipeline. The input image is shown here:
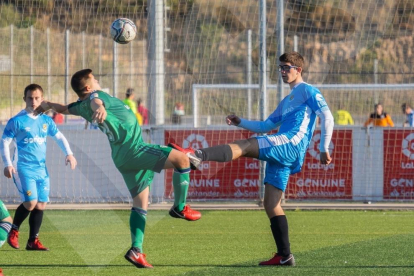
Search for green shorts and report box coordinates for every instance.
[0,200,10,221]
[117,144,173,198]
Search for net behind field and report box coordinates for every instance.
[0,0,413,203]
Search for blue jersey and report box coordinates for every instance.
[266,82,329,150]
[2,110,58,168]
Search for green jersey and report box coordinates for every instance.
[0,200,10,221]
[68,91,143,168]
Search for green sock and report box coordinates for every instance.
[130,207,147,252]
[173,168,190,211]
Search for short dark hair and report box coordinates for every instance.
[402,103,411,111]
[71,69,93,96]
[126,88,134,96]
[24,84,44,98]
[279,52,305,73]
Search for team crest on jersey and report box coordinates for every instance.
[289,95,295,101]
[26,190,32,196]
[42,124,48,132]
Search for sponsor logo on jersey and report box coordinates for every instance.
[282,106,295,116]
[124,105,130,110]
[23,135,47,145]
[24,127,31,132]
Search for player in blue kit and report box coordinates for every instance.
[170,52,334,266]
[0,84,77,251]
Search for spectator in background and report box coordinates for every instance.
[364,103,394,127]
[123,88,143,125]
[137,98,149,125]
[172,102,185,125]
[333,109,354,125]
[401,103,414,127]
[123,88,137,113]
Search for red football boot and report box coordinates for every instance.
[7,228,19,249]
[168,143,201,170]
[169,205,201,221]
[259,253,295,266]
[0,268,4,276]
[26,238,49,251]
[124,248,153,269]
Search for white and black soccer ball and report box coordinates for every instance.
[110,18,137,44]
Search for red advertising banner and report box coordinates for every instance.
[165,130,261,200]
[165,129,353,200]
[383,130,414,199]
[285,130,353,199]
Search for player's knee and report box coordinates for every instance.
[175,152,190,168]
[23,200,38,211]
[2,216,12,224]
[35,202,47,210]
[233,139,257,157]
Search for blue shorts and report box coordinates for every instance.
[13,167,50,202]
[256,135,305,192]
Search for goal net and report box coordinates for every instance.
[0,0,413,203]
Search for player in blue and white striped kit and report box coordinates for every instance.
[0,84,77,251]
[170,52,334,266]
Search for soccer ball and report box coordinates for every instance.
[110,18,137,44]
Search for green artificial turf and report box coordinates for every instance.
[1,210,414,275]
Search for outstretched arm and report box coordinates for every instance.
[51,132,77,170]
[226,114,280,133]
[34,101,71,115]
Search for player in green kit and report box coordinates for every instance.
[35,69,201,269]
[0,200,12,249]
[0,200,12,276]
